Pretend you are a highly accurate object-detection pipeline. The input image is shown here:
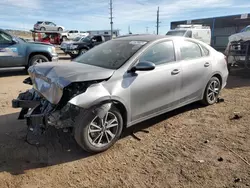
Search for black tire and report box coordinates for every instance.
[201,77,221,105]
[58,27,63,31]
[79,48,88,55]
[40,27,46,31]
[74,105,123,153]
[69,54,78,59]
[62,36,67,41]
[28,55,49,68]
[227,63,231,74]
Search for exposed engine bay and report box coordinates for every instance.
[12,77,105,145]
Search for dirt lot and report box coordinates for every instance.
[0,64,250,188]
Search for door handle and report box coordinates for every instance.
[171,69,180,75]
[204,62,210,67]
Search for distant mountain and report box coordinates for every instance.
[5,29,32,38]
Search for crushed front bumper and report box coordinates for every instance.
[12,97,80,129]
[12,99,40,109]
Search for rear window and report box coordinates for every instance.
[166,30,187,36]
[200,45,210,56]
[180,40,202,60]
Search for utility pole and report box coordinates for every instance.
[156,6,160,35]
[109,0,114,39]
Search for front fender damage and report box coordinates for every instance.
[13,78,109,139]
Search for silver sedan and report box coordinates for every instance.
[13,35,228,153]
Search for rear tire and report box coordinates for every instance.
[58,27,63,31]
[201,77,221,105]
[74,105,123,153]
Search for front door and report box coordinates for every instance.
[177,39,212,103]
[0,31,25,67]
[128,40,182,122]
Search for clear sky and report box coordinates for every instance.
[0,0,250,35]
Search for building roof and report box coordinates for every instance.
[171,13,250,28]
[86,29,119,32]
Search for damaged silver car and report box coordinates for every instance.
[12,35,228,153]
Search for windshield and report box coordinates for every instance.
[74,40,148,69]
[82,36,91,42]
[73,37,81,41]
[166,30,187,36]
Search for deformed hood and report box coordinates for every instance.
[28,61,115,104]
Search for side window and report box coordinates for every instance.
[200,44,210,56]
[140,41,175,65]
[95,36,102,42]
[0,32,13,44]
[74,30,78,33]
[45,22,50,25]
[104,32,108,34]
[246,27,250,32]
[68,31,73,33]
[180,41,202,60]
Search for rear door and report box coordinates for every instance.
[175,39,212,103]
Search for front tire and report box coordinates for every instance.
[79,48,88,55]
[40,27,46,31]
[201,77,221,105]
[58,27,63,31]
[28,55,49,68]
[74,105,123,153]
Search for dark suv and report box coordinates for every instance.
[0,29,58,69]
[62,35,112,58]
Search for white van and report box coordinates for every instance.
[166,24,211,45]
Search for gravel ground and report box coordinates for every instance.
[0,64,249,188]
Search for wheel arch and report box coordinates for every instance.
[211,73,222,89]
[28,52,52,62]
[201,72,223,100]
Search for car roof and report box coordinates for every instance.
[113,34,173,42]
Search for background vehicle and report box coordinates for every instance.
[166,24,211,45]
[60,36,87,52]
[13,35,228,153]
[61,30,89,40]
[34,21,64,31]
[225,26,250,70]
[0,29,58,69]
[64,34,112,58]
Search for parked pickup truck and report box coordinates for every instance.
[62,34,112,58]
[0,29,58,69]
[61,30,89,41]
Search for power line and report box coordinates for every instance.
[109,0,114,39]
[156,6,160,35]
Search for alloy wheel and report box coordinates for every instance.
[207,80,220,103]
[33,58,46,65]
[87,112,119,148]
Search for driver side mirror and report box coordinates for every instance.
[91,38,97,42]
[130,61,155,72]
